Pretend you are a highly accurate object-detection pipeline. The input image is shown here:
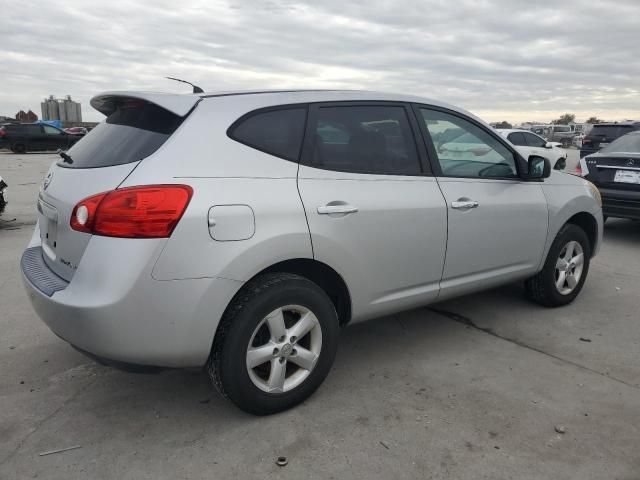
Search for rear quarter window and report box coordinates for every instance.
[229,107,307,162]
[60,100,185,169]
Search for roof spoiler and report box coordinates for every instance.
[90,91,200,117]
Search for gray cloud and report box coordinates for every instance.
[0,0,638,123]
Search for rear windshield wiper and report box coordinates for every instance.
[57,150,74,164]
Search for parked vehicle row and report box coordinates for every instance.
[21,89,603,415]
[0,123,82,153]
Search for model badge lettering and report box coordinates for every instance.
[59,258,77,270]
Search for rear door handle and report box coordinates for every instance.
[317,204,359,215]
[451,200,479,209]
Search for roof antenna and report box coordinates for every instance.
[165,77,204,94]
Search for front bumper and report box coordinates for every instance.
[21,227,243,368]
[600,187,640,220]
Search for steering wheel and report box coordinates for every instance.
[478,162,513,177]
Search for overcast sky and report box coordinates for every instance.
[1,0,638,124]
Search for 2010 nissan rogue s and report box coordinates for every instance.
[21,90,603,414]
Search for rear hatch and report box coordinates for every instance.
[37,93,198,281]
[583,124,636,152]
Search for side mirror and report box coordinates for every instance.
[544,142,553,149]
[527,155,551,179]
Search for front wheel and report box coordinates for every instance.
[207,273,339,415]
[525,224,591,307]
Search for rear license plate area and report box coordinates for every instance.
[614,170,640,184]
[37,198,59,259]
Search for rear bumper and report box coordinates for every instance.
[21,227,242,367]
[600,187,640,220]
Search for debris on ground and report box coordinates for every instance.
[276,456,288,467]
[379,441,390,450]
[555,425,566,434]
[579,337,592,343]
[39,445,82,456]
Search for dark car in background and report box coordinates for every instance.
[580,121,640,158]
[582,131,640,220]
[0,123,81,153]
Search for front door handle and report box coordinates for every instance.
[451,200,479,209]
[317,204,359,215]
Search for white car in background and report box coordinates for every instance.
[497,129,567,170]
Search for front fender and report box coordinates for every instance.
[539,178,603,268]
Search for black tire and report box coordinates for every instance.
[11,143,26,154]
[207,272,339,415]
[554,157,566,171]
[525,224,591,307]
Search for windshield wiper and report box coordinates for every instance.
[57,150,73,164]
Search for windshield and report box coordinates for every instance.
[600,133,640,153]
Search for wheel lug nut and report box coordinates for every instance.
[290,336,297,343]
[273,347,279,355]
[279,357,285,364]
[278,335,286,342]
[292,348,297,355]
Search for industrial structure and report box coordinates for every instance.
[41,95,82,123]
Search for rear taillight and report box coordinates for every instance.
[574,163,583,176]
[70,185,193,238]
[573,157,589,177]
[0,128,6,138]
[582,138,591,145]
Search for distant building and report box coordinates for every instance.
[41,95,82,123]
[15,110,38,122]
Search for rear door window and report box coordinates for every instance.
[229,107,307,162]
[523,132,547,148]
[60,100,186,169]
[305,105,421,175]
[507,132,527,146]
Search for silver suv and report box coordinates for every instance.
[21,90,603,414]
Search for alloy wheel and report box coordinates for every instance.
[554,240,584,295]
[246,305,322,393]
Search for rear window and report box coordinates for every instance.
[601,133,640,153]
[60,100,184,169]
[229,108,307,162]
[589,125,634,139]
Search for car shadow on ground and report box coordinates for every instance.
[603,218,640,244]
[51,286,528,428]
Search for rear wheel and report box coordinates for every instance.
[207,273,339,415]
[11,143,26,154]
[525,224,591,307]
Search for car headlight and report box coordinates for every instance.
[587,181,602,207]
